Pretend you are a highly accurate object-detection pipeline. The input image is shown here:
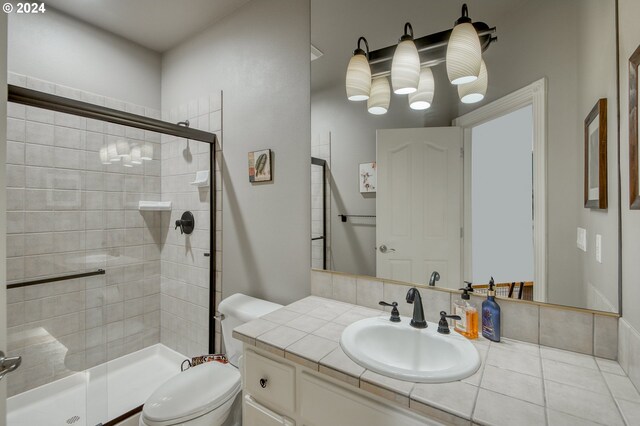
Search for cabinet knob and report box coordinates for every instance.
[259,378,268,388]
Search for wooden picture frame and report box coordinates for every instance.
[584,98,608,209]
[630,45,640,209]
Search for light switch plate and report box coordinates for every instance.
[596,234,602,263]
[577,227,587,252]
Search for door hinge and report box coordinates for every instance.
[460,227,464,238]
[460,147,464,158]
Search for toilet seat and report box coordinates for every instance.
[140,362,241,426]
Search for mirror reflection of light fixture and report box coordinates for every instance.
[141,143,153,161]
[408,67,435,110]
[122,154,133,167]
[131,145,143,164]
[108,141,120,162]
[391,23,420,94]
[446,4,482,85]
[367,76,391,115]
[458,59,488,104]
[115,139,131,157]
[99,146,111,165]
[345,37,372,101]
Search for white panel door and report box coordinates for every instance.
[376,127,462,289]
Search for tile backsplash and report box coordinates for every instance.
[311,269,619,360]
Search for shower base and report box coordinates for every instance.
[7,344,186,426]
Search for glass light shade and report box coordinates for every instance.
[99,147,111,165]
[115,139,131,157]
[458,59,488,104]
[408,67,435,110]
[107,141,120,162]
[391,39,420,94]
[141,143,153,161]
[367,77,391,115]
[131,145,142,164]
[122,154,133,167]
[345,53,372,101]
[446,22,482,85]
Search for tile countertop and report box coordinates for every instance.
[232,296,639,426]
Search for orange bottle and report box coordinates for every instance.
[453,281,478,339]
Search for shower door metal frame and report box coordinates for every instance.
[7,84,219,355]
[311,157,327,269]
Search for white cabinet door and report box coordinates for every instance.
[376,127,463,289]
[300,372,443,426]
[244,395,295,426]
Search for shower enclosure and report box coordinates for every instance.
[4,78,218,425]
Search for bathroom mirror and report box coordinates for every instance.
[310,0,620,313]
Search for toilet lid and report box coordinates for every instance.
[143,362,241,424]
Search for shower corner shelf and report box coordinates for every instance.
[138,201,172,211]
[190,170,210,187]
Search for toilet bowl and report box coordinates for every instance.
[139,294,282,426]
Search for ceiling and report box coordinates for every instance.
[44,0,251,52]
[311,0,530,93]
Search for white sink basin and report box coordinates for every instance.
[340,316,481,383]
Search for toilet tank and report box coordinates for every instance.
[218,293,282,366]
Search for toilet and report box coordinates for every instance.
[139,294,282,426]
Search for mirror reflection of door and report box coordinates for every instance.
[376,128,463,289]
[469,106,535,293]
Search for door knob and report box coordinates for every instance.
[0,351,21,381]
[378,244,396,253]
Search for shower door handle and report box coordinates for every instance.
[0,351,21,381]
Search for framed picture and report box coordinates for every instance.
[359,162,376,193]
[248,149,272,182]
[630,44,640,209]
[584,98,608,209]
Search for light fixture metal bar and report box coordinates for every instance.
[7,85,217,144]
[368,22,496,77]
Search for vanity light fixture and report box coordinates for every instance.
[408,67,435,110]
[446,4,482,85]
[345,37,372,101]
[368,76,391,115]
[344,3,495,115]
[458,59,488,104]
[122,154,133,168]
[391,23,421,94]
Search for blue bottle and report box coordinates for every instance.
[482,277,501,342]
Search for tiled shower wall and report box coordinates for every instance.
[5,73,163,396]
[160,93,222,357]
[311,132,330,269]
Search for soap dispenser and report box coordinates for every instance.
[482,277,501,342]
[453,281,478,339]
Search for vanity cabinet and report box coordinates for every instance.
[242,346,443,426]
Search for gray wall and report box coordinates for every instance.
[575,0,619,312]
[161,0,311,306]
[7,8,161,109]
[620,0,640,334]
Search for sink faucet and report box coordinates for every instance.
[406,288,427,329]
[429,271,440,286]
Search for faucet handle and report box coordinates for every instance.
[438,311,462,334]
[379,301,401,323]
